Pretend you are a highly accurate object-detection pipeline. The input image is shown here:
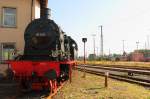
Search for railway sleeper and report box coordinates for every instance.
[128,72,134,76]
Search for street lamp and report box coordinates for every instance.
[82,38,87,78]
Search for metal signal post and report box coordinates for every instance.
[82,38,87,78]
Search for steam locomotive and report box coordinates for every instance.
[9,0,78,93]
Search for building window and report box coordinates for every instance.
[0,43,16,63]
[2,7,17,27]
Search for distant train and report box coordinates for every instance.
[9,0,78,93]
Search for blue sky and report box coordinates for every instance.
[48,0,150,56]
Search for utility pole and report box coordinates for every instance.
[92,34,96,55]
[99,25,103,57]
[147,35,149,49]
[96,47,98,57]
[145,42,147,50]
[136,41,139,50]
[109,49,111,56]
[122,40,125,54]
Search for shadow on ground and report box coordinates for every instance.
[0,79,49,99]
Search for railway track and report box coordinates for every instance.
[77,65,150,87]
[80,65,150,75]
[80,64,150,70]
[47,81,67,99]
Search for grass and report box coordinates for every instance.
[77,61,150,67]
[53,70,150,99]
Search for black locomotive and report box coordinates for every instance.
[17,7,77,61]
[8,0,78,94]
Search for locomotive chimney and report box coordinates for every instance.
[40,0,51,19]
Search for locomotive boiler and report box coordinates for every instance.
[8,0,78,94]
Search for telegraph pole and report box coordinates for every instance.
[96,47,98,57]
[99,25,103,57]
[92,34,96,55]
[136,41,139,50]
[109,49,111,56]
[122,40,125,54]
[147,35,149,49]
[145,42,147,50]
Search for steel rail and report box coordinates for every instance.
[78,65,150,75]
[45,81,67,99]
[77,66,150,87]
[79,64,150,70]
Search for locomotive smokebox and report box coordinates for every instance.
[40,0,51,19]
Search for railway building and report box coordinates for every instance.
[0,0,48,75]
[0,0,48,62]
